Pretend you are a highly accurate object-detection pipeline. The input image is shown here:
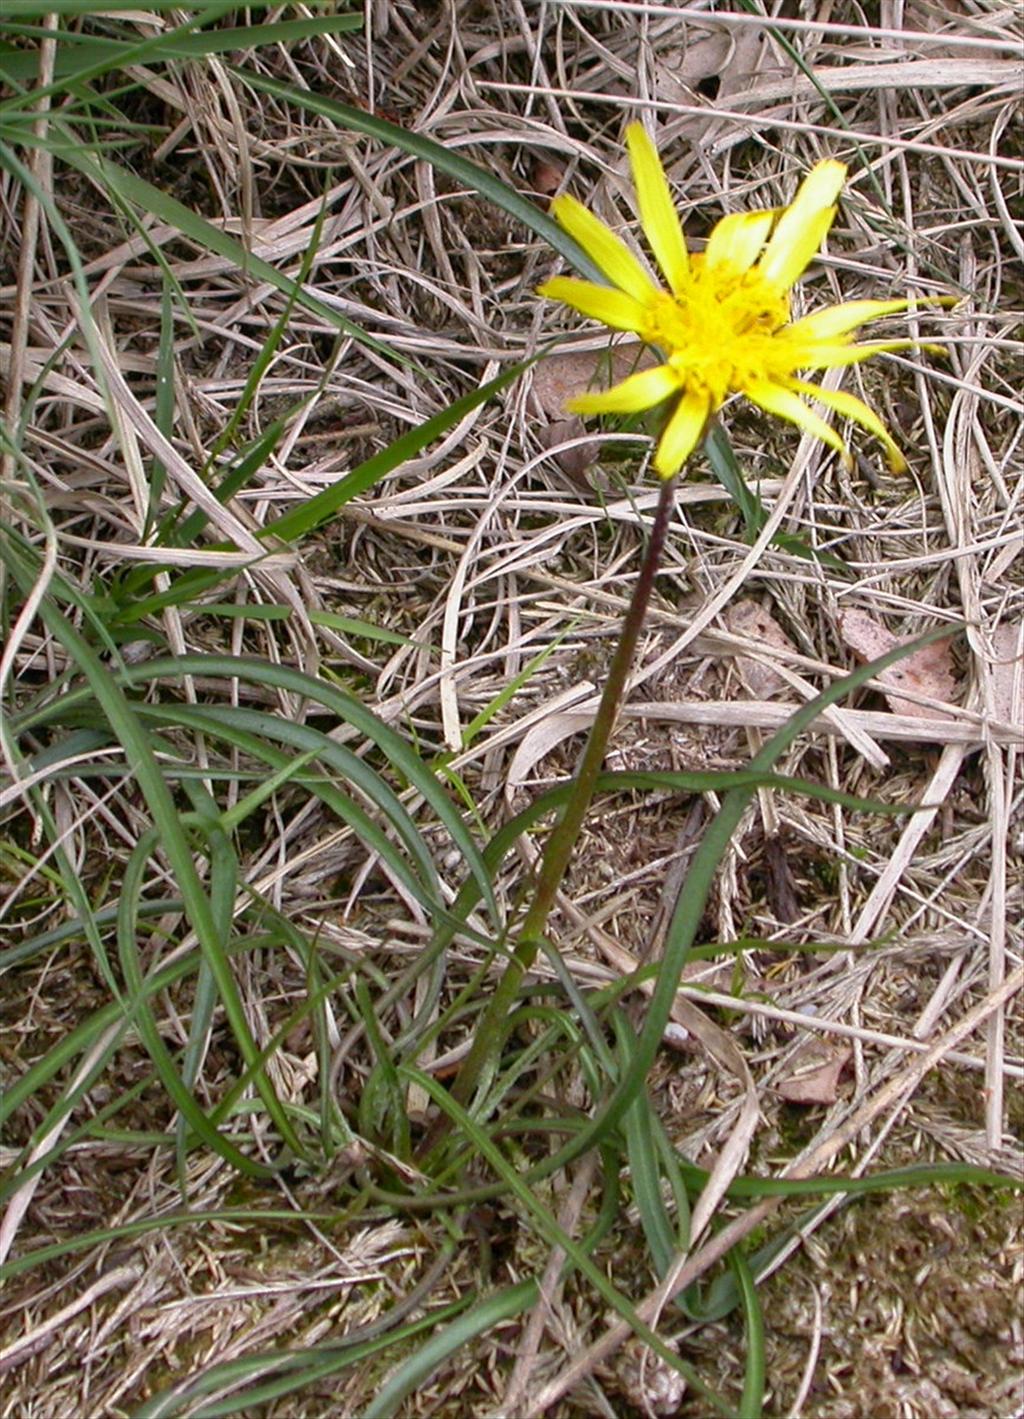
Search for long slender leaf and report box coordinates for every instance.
[613,1015,679,1279]
[733,1248,766,1419]
[118,827,273,1178]
[1,535,304,1162]
[401,1066,732,1415]
[515,629,967,1179]
[259,354,542,544]
[135,1293,472,1419]
[230,67,600,283]
[138,702,443,909]
[176,792,239,1184]
[3,0,237,15]
[53,147,394,359]
[0,14,363,88]
[0,1206,341,1284]
[132,655,499,923]
[362,1280,539,1419]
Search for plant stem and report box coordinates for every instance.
[444,473,679,1120]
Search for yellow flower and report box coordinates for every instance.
[539,125,934,479]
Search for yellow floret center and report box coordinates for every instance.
[641,262,792,406]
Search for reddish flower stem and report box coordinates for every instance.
[441,473,678,1123]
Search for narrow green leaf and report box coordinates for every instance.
[704,421,763,533]
[168,416,292,550]
[0,1206,340,1284]
[136,1293,471,1419]
[117,828,271,1178]
[58,148,395,360]
[612,1015,680,1280]
[259,355,541,544]
[733,1248,766,1419]
[3,0,235,15]
[535,628,966,1177]
[0,14,363,88]
[230,67,599,282]
[401,1066,731,1415]
[130,655,499,923]
[145,274,175,537]
[309,611,415,647]
[363,1280,539,1419]
[1,537,305,1162]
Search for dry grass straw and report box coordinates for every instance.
[1,3,1022,1416]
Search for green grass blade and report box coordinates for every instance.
[0,7,361,96]
[0,897,183,972]
[531,628,963,1179]
[362,1279,539,1419]
[633,630,960,1134]
[175,800,239,1185]
[1,539,304,1161]
[0,1205,340,1284]
[537,937,618,1082]
[56,147,394,360]
[732,1248,766,1419]
[0,14,364,88]
[260,355,541,544]
[0,945,200,1130]
[206,192,331,466]
[135,1294,472,1418]
[400,1066,731,1415]
[229,67,599,283]
[129,655,499,924]
[356,978,411,1159]
[117,828,274,1178]
[704,421,764,534]
[613,1015,679,1279]
[139,702,445,911]
[2,0,236,19]
[164,416,292,552]
[458,619,577,750]
[309,611,415,647]
[624,1084,678,1279]
[144,273,175,537]
[15,655,481,915]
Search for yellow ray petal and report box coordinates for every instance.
[568,363,682,417]
[704,210,774,274]
[626,123,689,295]
[654,386,710,478]
[550,193,657,304]
[744,378,850,465]
[790,377,906,470]
[537,277,649,334]
[758,159,847,291]
[793,339,938,371]
[787,298,915,340]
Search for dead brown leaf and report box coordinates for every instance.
[838,609,958,721]
[988,620,1023,726]
[654,22,770,114]
[529,343,656,486]
[905,0,1013,61]
[725,599,797,700]
[764,833,800,924]
[530,342,654,421]
[775,1039,852,1105]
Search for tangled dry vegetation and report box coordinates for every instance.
[1,4,1022,1417]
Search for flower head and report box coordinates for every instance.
[539,126,933,479]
